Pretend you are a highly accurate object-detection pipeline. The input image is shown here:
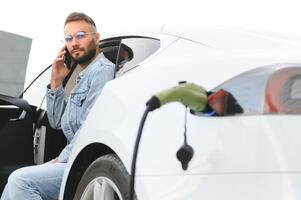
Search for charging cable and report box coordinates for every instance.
[129,82,208,200]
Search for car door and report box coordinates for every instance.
[0,31,35,192]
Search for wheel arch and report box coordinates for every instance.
[62,142,116,200]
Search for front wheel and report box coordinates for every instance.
[73,154,135,200]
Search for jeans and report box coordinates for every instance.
[1,162,66,200]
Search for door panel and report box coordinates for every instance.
[0,106,22,130]
[33,110,67,164]
[0,117,34,164]
[0,108,35,193]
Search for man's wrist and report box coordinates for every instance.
[50,79,62,89]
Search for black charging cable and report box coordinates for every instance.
[129,96,161,200]
[128,82,209,200]
[129,106,151,200]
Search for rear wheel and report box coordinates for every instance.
[74,154,135,200]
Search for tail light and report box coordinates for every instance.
[264,67,301,114]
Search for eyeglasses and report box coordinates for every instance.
[63,31,96,43]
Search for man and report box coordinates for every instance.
[1,12,115,200]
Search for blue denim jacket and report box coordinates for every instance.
[46,53,115,163]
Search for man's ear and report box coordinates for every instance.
[95,32,100,44]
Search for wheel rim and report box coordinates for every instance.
[80,176,123,200]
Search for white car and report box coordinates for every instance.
[0,26,301,200]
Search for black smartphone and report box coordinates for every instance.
[64,49,72,69]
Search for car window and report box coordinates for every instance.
[0,31,32,97]
[213,67,270,115]
[213,65,301,115]
[116,37,160,76]
[100,39,121,66]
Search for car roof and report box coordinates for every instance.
[103,25,301,51]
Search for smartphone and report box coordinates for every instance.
[64,49,72,69]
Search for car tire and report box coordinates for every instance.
[73,154,136,200]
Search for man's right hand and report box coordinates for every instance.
[50,46,70,89]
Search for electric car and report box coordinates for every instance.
[1,26,301,200]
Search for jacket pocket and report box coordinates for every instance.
[70,89,88,106]
[70,89,88,127]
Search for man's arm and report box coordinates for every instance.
[46,46,70,129]
[46,85,66,129]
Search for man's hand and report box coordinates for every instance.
[51,46,70,89]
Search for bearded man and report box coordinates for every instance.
[1,12,114,200]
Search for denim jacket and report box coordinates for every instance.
[46,53,115,163]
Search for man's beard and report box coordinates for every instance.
[73,44,97,65]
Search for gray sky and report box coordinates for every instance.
[1,0,301,84]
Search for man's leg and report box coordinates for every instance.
[1,162,66,200]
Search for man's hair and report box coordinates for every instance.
[64,12,97,30]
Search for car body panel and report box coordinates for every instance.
[136,173,301,200]
[60,28,301,198]
[162,25,301,50]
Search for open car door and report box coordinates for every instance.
[0,31,35,192]
[0,31,68,194]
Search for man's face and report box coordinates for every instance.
[64,20,100,66]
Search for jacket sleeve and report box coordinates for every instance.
[46,84,67,129]
[57,64,114,163]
